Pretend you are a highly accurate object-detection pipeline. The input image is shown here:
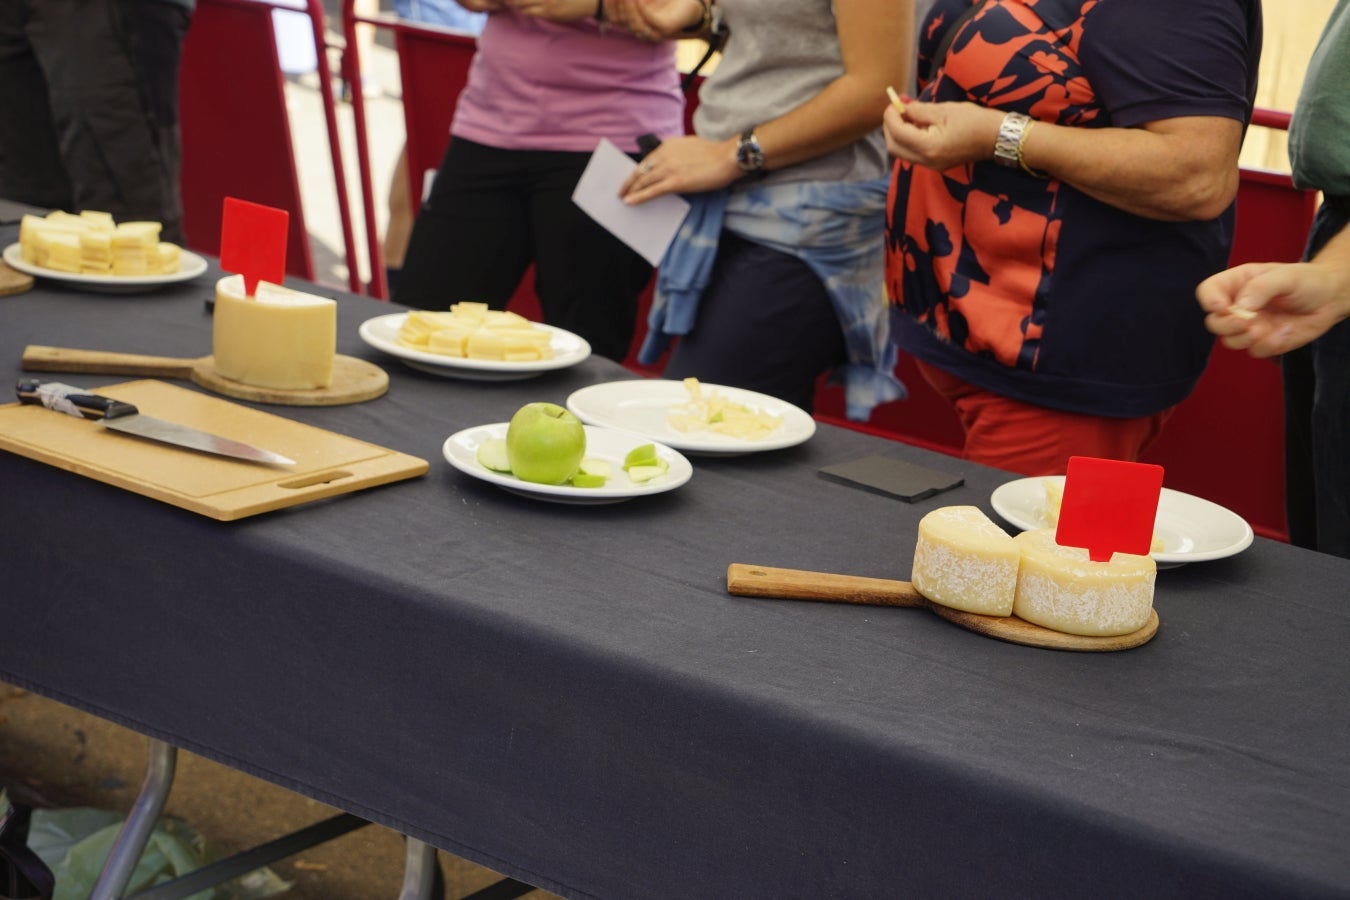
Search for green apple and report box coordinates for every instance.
[505,402,586,485]
[476,437,512,473]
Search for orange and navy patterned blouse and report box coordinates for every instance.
[886,0,1261,417]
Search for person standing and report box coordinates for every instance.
[1196,0,1350,558]
[611,0,913,419]
[0,0,194,243]
[884,0,1261,475]
[395,0,683,363]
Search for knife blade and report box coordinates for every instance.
[16,379,296,466]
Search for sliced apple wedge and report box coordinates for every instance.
[475,437,512,473]
[623,443,659,470]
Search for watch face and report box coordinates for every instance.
[737,130,764,173]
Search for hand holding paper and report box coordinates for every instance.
[572,139,690,267]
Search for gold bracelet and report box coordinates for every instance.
[1017,119,1049,180]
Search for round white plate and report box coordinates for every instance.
[442,422,692,504]
[359,312,590,381]
[565,379,815,456]
[990,475,1255,565]
[4,242,209,293]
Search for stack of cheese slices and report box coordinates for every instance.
[19,210,181,276]
[397,303,555,362]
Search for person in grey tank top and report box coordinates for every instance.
[606,0,915,420]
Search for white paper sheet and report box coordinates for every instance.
[572,139,691,267]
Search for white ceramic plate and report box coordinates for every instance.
[990,475,1255,565]
[4,242,209,293]
[442,423,692,504]
[565,379,815,456]
[359,312,590,381]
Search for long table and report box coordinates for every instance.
[1,229,1348,898]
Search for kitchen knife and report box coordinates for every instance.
[16,379,296,466]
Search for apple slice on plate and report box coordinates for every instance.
[443,422,693,505]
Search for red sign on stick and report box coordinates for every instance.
[1055,456,1164,562]
[219,197,288,296]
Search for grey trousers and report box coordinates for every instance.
[0,0,192,243]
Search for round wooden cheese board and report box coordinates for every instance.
[726,563,1158,652]
[0,260,35,296]
[21,344,388,406]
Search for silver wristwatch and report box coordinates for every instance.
[994,111,1032,168]
[736,128,765,174]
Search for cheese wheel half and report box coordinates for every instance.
[213,274,336,390]
[1012,528,1156,636]
[911,506,1021,616]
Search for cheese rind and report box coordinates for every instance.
[212,274,336,390]
[1012,528,1155,636]
[911,506,1020,616]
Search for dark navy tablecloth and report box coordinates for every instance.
[1,228,1347,899]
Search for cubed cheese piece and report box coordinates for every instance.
[1012,528,1156,637]
[911,506,1021,616]
[42,232,83,273]
[212,274,336,390]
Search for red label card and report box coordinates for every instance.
[1055,456,1164,562]
[219,197,288,296]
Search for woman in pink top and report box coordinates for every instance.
[395,2,684,362]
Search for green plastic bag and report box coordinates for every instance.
[26,808,289,900]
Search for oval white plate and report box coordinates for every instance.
[4,242,208,293]
[566,379,815,456]
[359,312,590,381]
[442,422,692,504]
[990,475,1255,565]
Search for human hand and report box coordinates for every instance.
[620,134,740,205]
[458,0,504,13]
[606,0,704,40]
[1196,261,1350,358]
[884,100,1003,172]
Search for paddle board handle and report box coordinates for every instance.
[727,564,927,608]
[21,345,199,378]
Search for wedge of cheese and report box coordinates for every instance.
[212,274,336,390]
[911,506,1021,616]
[1012,528,1155,637]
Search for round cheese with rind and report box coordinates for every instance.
[1012,528,1156,636]
[911,506,1021,616]
[213,274,336,390]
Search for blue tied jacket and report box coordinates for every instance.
[639,178,905,421]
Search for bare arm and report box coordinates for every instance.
[884,101,1243,222]
[621,0,914,203]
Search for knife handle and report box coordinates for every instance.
[16,379,139,420]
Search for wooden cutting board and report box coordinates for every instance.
[22,345,388,406]
[727,564,1158,652]
[0,379,428,520]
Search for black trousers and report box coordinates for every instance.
[0,0,191,243]
[1282,197,1350,558]
[662,231,846,414]
[395,138,653,363]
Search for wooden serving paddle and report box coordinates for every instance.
[22,344,388,407]
[0,260,34,297]
[726,563,1158,652]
